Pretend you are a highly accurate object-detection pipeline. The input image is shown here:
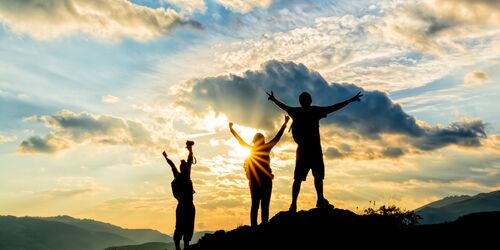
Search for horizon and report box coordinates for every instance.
[1,0,499,235]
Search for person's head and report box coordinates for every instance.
[180,160,189,173]
[299,92,312,107]
[252,133,265,146]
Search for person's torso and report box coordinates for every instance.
[173,175,194,202]
[245,146,273,182]
[290,107,324,146]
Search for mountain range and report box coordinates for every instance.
[415,190,500,224]
[0,215,171,250]
[2,190,499,249]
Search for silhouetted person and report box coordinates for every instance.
[163,141,196,250]
[267,91,362,212]
[229,116,290,227]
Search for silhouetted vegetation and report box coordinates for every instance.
[364,205,422,226]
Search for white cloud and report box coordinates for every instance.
[464,70,490,85]
[166,0,206,14]
[0,0,202,41]
[217,0,272,13]
[0,134,17,144]
[101,95,120,103]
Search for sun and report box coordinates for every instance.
[226,124,262,159]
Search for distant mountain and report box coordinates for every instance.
[106,231,214,250]
[42,215,172,244]
[104,242,173,250]
[415,190,500,224]
[189,208,500,249]
[0,216,135,250]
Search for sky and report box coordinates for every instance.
[1,0,499,234]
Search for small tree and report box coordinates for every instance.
[364,205,422,226]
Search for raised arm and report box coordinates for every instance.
[229,123,251,148]
[268,116,290,147]
[267,91,293,114]
[163,151,179,178]
[323,91,363,114]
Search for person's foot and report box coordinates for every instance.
[316,198,334,209]
[288,203,297,213]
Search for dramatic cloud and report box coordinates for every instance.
[101,95,120,103]
[177,60,487,153]
[18,110,168,154]
[464,71,490,85]
[0,0,202,41]
[200,1,499,93]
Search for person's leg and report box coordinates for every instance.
[174,204,183,250]
[291,147,308,212]
[261,181,272,224]
[173,231,181,250]
[289,180,301,212]
[314,178,324,202]
[312,157,333,208]
[250,182,260,227]
[184,203,195,249]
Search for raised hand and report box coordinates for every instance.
[285,115,290,123]
[162,151,168,159]
[229,122,233,129]
[266,91,276,101]
[351,92,363,102]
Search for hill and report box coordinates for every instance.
[105,231,213,250]
[104,242,173,250]
[0,216,135,250]
[415,190,500,224]
[190,207,500,249]
[42,215,172,244]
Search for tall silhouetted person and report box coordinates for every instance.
[229,116,290,227]
[162,141,196,250]
[267,91,363,212]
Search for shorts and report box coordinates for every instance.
[294,145,325,181]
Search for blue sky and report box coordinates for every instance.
[0,0,499,233]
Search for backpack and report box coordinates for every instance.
[171,178,181,200]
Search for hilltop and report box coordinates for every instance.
[191,207,500,249]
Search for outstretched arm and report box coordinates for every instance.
[229,123,251,148]
[268,116,290,147]
[267,91,293,114]
[162,151,179,178]
[186,147,193,165]
[323,92,363,114]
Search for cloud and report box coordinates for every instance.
[18,135,69,154]
[0,0,203,41]
[177,60,487,153]
[0,134,16,144]
[464,70,490,85]
[426,0,500,26]
[217,0,272,13]
[372,0,500,56]
[17,109,169,154]
[382,147,404,158]
[325,147,345,159]
[101,95,120,103]
[166,0,206,14]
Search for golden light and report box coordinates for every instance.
[225,124,262,160]
[202,111,229,132]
